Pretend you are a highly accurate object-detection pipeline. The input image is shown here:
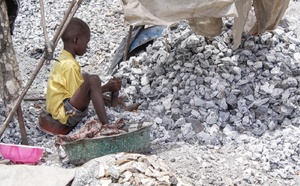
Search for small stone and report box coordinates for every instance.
[206,111,219,125]
[140,85,151,95]
[162,98,172,110]
[268,121,277,130]
[294,52,300,61]
[181,123,195,139]
[266,54,276,62]
[288,36,300,45]
[141,76,150,86]
[186,118,205,133]
[282,77,298,87]
[154,117,163,124]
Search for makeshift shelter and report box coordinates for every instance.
[122,0,290,49]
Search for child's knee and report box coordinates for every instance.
[87,74,101,86]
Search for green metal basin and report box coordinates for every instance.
[60,125,151,165]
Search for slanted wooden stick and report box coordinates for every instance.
[123,25,133,61]
[17,105,28,145]
[39,0,52,55]
[52,0,76,45]
[54,0,83,47]
[12,0,52,145]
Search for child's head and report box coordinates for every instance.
[62,17,90,56]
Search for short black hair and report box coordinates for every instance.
[61,17,90,43]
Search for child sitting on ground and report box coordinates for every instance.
[46,17,129,129]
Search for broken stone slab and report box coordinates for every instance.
[71,153,188,186]
[185,118,205,133]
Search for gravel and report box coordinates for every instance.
[1,0,300,185]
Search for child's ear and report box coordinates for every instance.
[73,37,78,44]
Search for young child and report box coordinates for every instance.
[46,17,121,127]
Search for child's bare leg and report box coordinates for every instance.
[102,95,112,106]
[110,90,119,107]
[69,75,109,124]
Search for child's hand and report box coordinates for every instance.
[106,77,121,92]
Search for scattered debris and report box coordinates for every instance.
[55,119,126,144]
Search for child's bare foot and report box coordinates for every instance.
[125,101,143,112]
[110,95,143,111]
[117,96,127,105]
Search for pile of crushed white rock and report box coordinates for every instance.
[1,0,300,185]
[114,16,300,142]
[72,153,185,185]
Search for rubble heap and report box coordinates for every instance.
[72,153,185,186]
[116,19,300,144]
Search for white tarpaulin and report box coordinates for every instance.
[122,0,238,26]
[122,0,290,49]
[0,164,75,186]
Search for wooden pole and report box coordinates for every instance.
[54,0,83,47]
[24,97,46,101]
[52,0,76,45]
[39,0,52,55]
[0,57,46,138]
[123,25,133,61]
[9,0,52,145]
[17,105,28,145]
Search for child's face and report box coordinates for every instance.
[76,31,90,56]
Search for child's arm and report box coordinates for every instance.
[82,73,121,93]
[101,77,121,93]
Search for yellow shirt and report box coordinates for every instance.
[46,50,84,124]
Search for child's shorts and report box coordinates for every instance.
[63,98,88,127]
